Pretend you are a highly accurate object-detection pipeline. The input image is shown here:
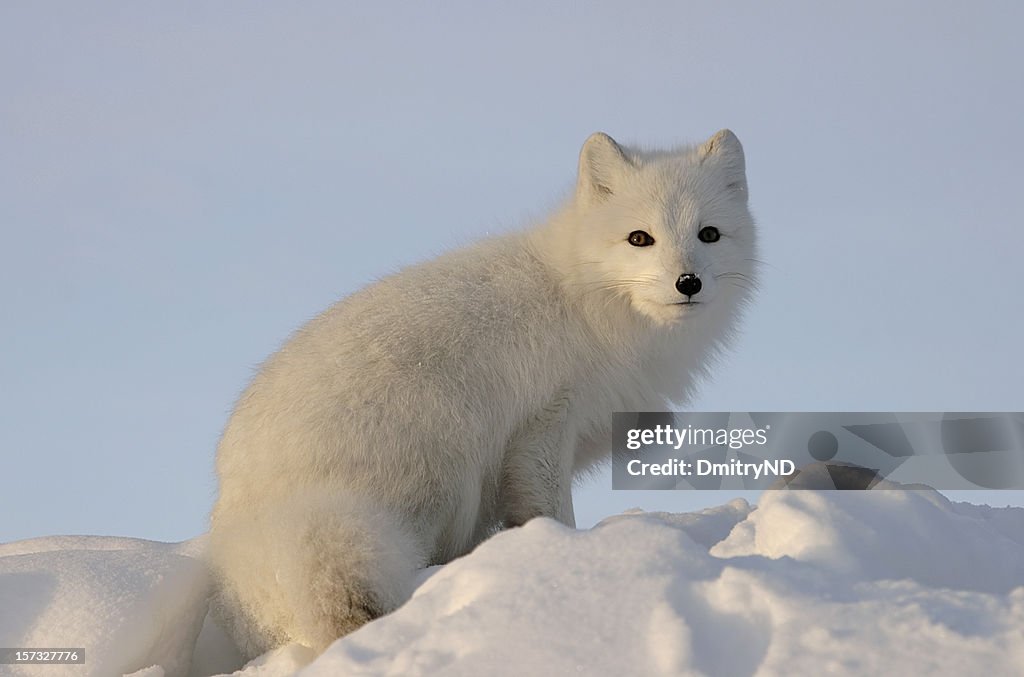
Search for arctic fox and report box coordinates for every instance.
[209,130,759,657]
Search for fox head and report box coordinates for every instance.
[553,130,758,329]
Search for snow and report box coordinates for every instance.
[2,489,1022,676]
[0,537,210,677]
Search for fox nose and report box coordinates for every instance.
[675,273,702,298]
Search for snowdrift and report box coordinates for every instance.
[2,489,1022,676]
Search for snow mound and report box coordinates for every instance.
[3,489,1023,676]
[712,488,1024,593]
[299,490,1024,676]
[0,536,211,677]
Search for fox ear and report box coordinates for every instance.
[699,129,748,198]
[577,132,631,203]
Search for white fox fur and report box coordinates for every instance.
[208,130,759,657]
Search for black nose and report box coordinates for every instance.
[675,273,702,297]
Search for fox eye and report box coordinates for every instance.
[627,230,655,247]
[698,226,720,243]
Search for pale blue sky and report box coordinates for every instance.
[2,2,1022,543]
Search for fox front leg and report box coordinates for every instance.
[499,390,577,529]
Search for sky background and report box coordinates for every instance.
[2,2,1022,544]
